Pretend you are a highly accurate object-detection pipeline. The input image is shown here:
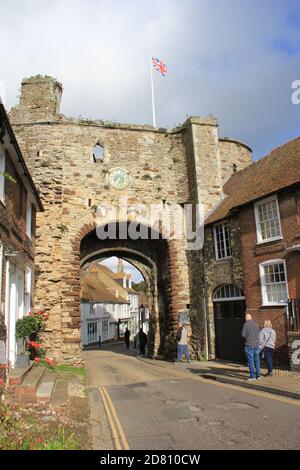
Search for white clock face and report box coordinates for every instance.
[108,168,130,190]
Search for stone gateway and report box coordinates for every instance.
[9,76,252,365]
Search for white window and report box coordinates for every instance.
[0,148,5,201]
[255,196,282,243]
[214,221,232,260]
[260,260,288,306]
[24,268,33,314]
[87,322,97,343]
[90,303,95,315]
[26,196,33,239]
[213,284,245,302]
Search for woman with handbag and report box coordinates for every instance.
[259,320,276,377]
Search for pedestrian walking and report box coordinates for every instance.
[139,328,148,357]
[175,323,190,364]
[124,327,130,349]
[259,320,276,377]
[241,314,261,381]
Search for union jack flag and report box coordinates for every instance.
[152,57,167,76]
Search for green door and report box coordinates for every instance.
[213,300,246,362]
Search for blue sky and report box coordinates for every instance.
[0,0,299,159]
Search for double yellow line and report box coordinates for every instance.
[99,386,130,450]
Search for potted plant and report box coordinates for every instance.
[15,350,30,368]
[15,311,48,364]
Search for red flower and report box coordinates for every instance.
[28,341,43,349]
[35,437,42,443]
[45,358,56,366]
[34,358,40,363]
[0,378,4,386]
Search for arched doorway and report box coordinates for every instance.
[79,221,189,359]
[213,284,246,362]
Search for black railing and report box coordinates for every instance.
[287,299,300,332]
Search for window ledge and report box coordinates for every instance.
[260,303,286,308]
[215,256,233,263]
[256,236,283,246]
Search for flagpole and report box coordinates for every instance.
[150,57,157,128]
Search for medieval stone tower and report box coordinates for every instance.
[9,76,252,365]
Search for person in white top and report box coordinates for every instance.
[175,323,191,364]
[259,320,276,377]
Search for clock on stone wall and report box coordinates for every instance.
[107,167,131,190]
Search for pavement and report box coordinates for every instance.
[140,357,300,400]
[84,343,300,450]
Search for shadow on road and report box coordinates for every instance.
[83,341,138,358]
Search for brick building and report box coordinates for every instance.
[205,137,300,364]
[0,100,43,368]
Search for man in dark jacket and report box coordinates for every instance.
[241,314,261,381]
[139,329,147,357]
[124,327,130,349]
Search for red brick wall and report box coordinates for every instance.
[239,187,300,362]
[0,149,36,318]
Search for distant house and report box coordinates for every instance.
[81,261,141,344]
[111,259,140,334]
[0,100,43,368]
[204,137,300,364]
[80,274,130,345]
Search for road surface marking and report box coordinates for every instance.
[102,386,130,450]
[99,387,122,450]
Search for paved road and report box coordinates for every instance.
[84,344,300,450]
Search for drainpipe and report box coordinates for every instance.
[4,260,10,364]
[202,297,209,361]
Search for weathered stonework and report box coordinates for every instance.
[203,216,245,359]
[9,75,252,364]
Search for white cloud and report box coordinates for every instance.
[0,0,299,158]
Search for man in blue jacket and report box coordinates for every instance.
[241,314,261,381]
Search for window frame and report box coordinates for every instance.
[259,259,289,306]
[213,284,245,302]
[213,220,232,261]
[254,195,282,244]
[92,143,104,163]
[26,194,33,239]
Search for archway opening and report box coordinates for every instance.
[79,222,172,358]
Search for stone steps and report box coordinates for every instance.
[8,362,34,387]
[36,380,55,404]
[51,379,69,412]
[10,367,86,410]
[14,366,45,403]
